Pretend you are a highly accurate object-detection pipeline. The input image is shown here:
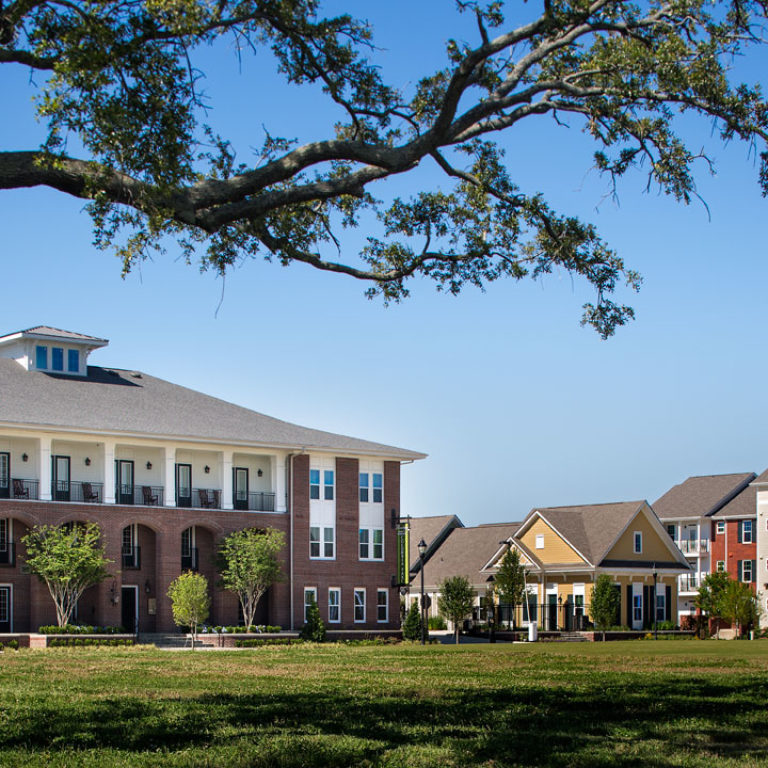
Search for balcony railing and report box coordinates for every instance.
[679,575,700,592]
[52,481,104,503]
[676,539,709,555]
[181,548,199,571]
[237,491,276,512]
[121,545,141,569]
[0,543,15,567]
[192,488,221,509]
[116,486,165,506]
[10,478,39,500]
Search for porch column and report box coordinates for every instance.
[102,440,116,504]
[220,450,233,510]
[164,446,176,507]
[39,435,52,501]
[274,454,286,512]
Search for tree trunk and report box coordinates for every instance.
[454,625,459,644]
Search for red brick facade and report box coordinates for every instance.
[710,518,757,591]
[0,454,403,633]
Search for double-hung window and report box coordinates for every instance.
[359,528,383,560]
[376,589,388,623]
[323,471,334,500]
[633,532,643,554]
[359,472,383,503]
[656,592,666,621]
[310,470,320,500]
[354,589,366,623]
[742,520,753,544]
[716,521,725,535]
[310,526,334,559]
[328,588,340,623]
[304,587,317,622]
[633,594,642,622]
[740,560,754,583]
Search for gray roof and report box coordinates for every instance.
[419,523,522,589]
[408,514,464,571]
[653,473,755,520]
[532,501,646,565]
[0,326,108,344]
[713,478,760,519]
[0,359,426,458]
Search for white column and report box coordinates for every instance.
[164,446,176,507]
[103,441,116,504]
[275,454,286,512]
[39,436,52,501]
[220,450,233,510]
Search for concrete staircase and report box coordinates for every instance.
[138,633,194,649]
[555,632,589,642]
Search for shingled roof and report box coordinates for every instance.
[0,326,108,344]
[532,501,645,565]
[419,523,522,589]
[713,472,763,518]
[652,473,755,520]
[408,514,463,572]
[0,359,426,459]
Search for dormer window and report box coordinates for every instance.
[68,349,79,373]
[51,347,64,371]
[36,346,47,370]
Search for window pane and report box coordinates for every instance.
[51,347,64,371]
[36,346,47,369]
[373,528,383,559]
[359,529,369,559]
[377,590,387,622]
[354,590,365,621]
[359,472,369,503]
[324,527,334,557]
[373,474,382,503]
[324,471,334,500]
[310,526,320,557]
[68,349,79,373]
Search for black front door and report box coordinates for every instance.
[0,453,9,499]
[116,460,135,505]
[121,586,137,633]
[176,464,191,507]
[233,467,248,510]
[0,586,11,632]
[52,455,70,501]
[547,594,557,631]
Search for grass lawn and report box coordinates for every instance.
[0,640,767,767]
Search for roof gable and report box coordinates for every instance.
[653,473,755,520]
[517,514,590,566]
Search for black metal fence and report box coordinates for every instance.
[474,601,594,632]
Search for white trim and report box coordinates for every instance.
[376,588,388,623]
[327,587,341,624]
[353,587,366,623]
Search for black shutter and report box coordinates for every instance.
[665,585,672,622]
[752,560,757,583]
[626,585,632,627]
[738,522,743,544]
[737,560,743,581]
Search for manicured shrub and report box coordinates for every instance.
[402,601,422,641]
[428,616,447,630]
[38,624,125,635]
[299,599,326,642]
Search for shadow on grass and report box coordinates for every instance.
[3,671,768,767]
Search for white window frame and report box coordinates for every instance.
[535,534,544,549]
[359,527,384,560]
[304,587,317,623]
[354,588,366,623]
[122,524,138,568]
[742,560,753,583]
[328,588,341,624]
[655,591,665,622]
[716,560,725,572]
[0,518,8,552]
[377,589,388,623]
[633,594,642,622]
[0,584,12,630]
[359,473,369,503]
[309,469,320,500]
[323,470,334,501]
[633,531,643,554]
[716,521,725,535]
[743,520,753,544]
[310,525,335,560]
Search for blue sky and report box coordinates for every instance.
[2,2,768,526]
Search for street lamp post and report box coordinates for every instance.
[653,567,658,641]
[417,538,427,646]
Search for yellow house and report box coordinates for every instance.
[487,501,691,631]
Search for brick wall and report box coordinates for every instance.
[710,518,757,591]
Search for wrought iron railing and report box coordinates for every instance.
[134,486,164,506]
[192,488,221,509]
[181,548,199,572]
[121,545,141,569]
[0,543,15,567]
[10,478,38,500]
[52,481,104,503]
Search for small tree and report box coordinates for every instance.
[721,580,760,637]
[217,527,285,629]
[299,597,326,642]
[696,571,731,637]
[591,574,620,641]
[22,523,111,627]
[402,600,422,641]
[438,575,475,645]
[168,571,210,649]
[494,547,527,630]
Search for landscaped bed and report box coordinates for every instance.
[0,640,766,766]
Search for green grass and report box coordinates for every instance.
[0,640,767,767]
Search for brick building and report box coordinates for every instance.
[0,326,424,633]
